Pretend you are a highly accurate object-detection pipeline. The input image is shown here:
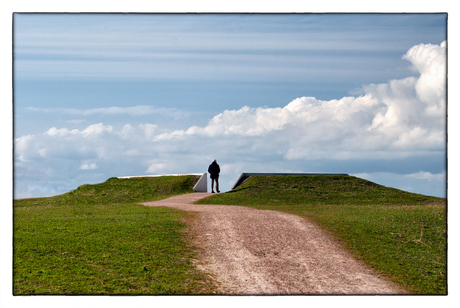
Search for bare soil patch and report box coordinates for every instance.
[141,193,406,295]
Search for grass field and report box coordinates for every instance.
[196,174,447,294]
[13,175,217,295]
[14,174,447,295]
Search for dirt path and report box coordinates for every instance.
[141,193,405,295]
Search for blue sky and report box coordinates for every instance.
[13,13,447,198]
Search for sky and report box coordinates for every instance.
[12,13,448,198]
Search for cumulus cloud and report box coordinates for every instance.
[81,123,113,138]
[15,122,171,167]
[43,123,113,138]
[15,134,34,154]
[153,41,446,160]
[403,41,446,115]
[45,127,79,136]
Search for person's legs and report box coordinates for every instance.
[211,178,215,193]
[216,178,220,193]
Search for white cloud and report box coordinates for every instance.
[45,127,79,136]
[154,41,446,159]
[139,123,158,140]
[79,163,98,170]
[14,134,34,153]
[43,123,114,138]
[145,163,167,174]
[405,171,445,182]
[80,123,113,138]
[403,41,446,116]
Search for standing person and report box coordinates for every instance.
[208,159,220,193]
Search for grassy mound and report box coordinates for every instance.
[15,175,200,207]
[14,175,217,295]
[197,174,447,294]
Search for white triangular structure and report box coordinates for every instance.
[192,173,207,192]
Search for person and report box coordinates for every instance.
[208,159,220,193]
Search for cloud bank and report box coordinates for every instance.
[154,41,446,157]
[14,41,446,198]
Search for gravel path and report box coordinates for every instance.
[141,193,405,295]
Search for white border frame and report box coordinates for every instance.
[2,1,458,308]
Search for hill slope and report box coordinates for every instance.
[203,174,443,206]
[197,174,446,294]
[15,175,200,207]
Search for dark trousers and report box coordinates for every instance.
[211,177,219,192]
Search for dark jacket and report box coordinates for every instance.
[208,161,220,179]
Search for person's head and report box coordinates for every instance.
[213,159,216,163]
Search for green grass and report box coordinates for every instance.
[15,175,201,208]
[196,174,447,294]
[14,175,217,295]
